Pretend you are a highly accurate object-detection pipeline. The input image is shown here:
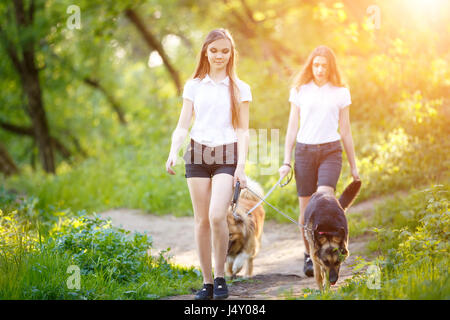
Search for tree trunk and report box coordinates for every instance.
[0,120,73,160]
[125,8,182,95]
[21,62,56,173]
[0,0,56,173]
[0,143,19,176]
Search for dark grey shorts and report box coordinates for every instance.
[294,140,342,197]
[183,139,237,178]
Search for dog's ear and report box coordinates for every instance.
[313,225,324,244]
[338,227,349,259]
[338,180,361,212]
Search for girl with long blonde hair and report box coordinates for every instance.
[166,29,252,300]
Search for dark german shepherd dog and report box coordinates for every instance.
[304,180,361,291]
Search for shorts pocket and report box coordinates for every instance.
[295,143,311,162]
[223,143,237,165]
[330,141,342,152]
[324,143,342,159]
[295,143,307,155]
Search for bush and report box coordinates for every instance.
[0,204,201,299]
[48,214,153,283]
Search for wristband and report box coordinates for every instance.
[283,163,291,168]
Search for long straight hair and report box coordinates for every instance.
[192,29,241,129]
[292,45,345,90]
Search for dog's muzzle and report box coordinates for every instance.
[329,269,339,285]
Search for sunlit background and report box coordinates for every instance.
[0,0,449,300]
[1,0,449,233]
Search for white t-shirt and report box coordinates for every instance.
[289,81,351,144]
[183,74,252,147]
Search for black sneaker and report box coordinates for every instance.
[194,283,213,300]
[304,253,314,277]
[213,277,229,300]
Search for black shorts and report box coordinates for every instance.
[183,139,238,178]
[294,140,342,197]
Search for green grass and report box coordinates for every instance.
[2,142,193,217]
[1,249,201,300]
[0,206,202,300]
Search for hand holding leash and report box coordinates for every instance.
[231,181,242,221]
[232,181,241,205]
[278,163,293,187]
[278,163,294,187]
[234,164,247,189]
[280,167,293,187]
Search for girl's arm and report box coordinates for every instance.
[279,103,299,178]
[166,99,194,174]
[339,106,360,181]
[235,101,250,187]
[283,103,300,163]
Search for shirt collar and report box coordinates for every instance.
[201,74,230,86]
[310,80,330,89]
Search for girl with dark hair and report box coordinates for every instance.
[166,29,251,300]
[279,45,360,277]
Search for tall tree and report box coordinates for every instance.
[0,0,55,173]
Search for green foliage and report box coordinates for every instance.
[49,214,152,282]
[300,185,450,300]
[0,203,201,300]
[2,0,449,218]
[372,184,449,250]
[3,138,193,215]
[1,0,449,300]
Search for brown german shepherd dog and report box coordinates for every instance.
[304,180,361,291]
[226,178,265,278]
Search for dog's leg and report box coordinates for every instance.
[312,257,323,291]
[226,256,234,278]
[232,252,248,276]
[308,241,324,291]
[245,257,253,278]
[322,269,330,291]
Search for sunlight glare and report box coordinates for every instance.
[405,0,447,14]
[148,51,163,68]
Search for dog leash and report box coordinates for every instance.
[231,169,307,229]
[247,188,313,232]
[244,185,302,227]
[231,181,241,220]
[231,169,291,218]
[245,171,291,216]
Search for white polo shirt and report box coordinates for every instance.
[183,74,252,147]
[289,81,351,144]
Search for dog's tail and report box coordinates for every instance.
[239,177,264,202]
[338,180,362,212]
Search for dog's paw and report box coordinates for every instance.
[232,252,249,275]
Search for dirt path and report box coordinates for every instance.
[99,200,377,300]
